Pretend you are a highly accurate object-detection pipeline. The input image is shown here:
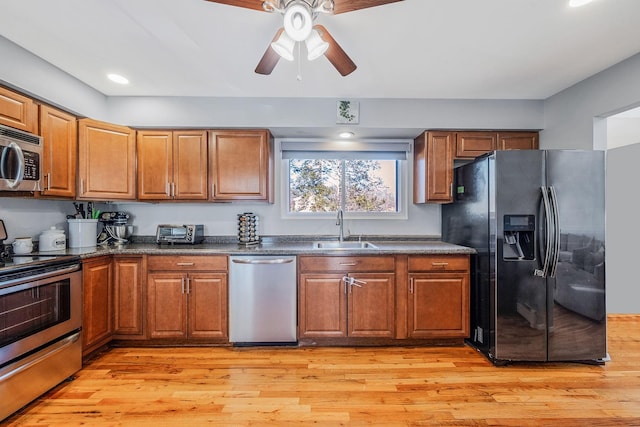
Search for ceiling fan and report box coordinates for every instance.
[204,0,403,76]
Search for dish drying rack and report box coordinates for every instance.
[237,213,260,246]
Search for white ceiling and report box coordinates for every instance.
[1,0,640,101]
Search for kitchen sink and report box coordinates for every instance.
[312,241,379,250]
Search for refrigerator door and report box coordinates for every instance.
[493,150,547,361]
[545,150,606,361]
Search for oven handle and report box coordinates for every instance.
[0,331,80,382]
[0,263,81,290]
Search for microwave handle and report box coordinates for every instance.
[2,142,25,189]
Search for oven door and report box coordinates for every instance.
[0,264,82,367]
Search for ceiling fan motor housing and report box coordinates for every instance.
[283,1,313,41]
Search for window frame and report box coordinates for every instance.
[281,156,408,220]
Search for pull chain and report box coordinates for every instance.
[296,42,302,81]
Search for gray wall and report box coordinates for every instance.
[542,52,640,314]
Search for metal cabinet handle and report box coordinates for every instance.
[431,262,449,268]
[181,277,186,293]
[231,259,294,264]
[409,277,414,294]
[47,173,51,191]
[176,262,195,266]
[339,262,357,266]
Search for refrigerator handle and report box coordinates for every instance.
[548,186,561,278]
[534,186,553,278]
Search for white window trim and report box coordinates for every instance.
[279,138,409,220]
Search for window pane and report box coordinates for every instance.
[345,160,398,212]
[289,159,341,212]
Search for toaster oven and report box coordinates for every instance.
[156,224,204,244]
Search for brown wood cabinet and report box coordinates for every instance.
[407,255,470,339]
[456,131,539,158]
[147,256,228,340]
[137,130,208,200]
[38,105,77,198]
[298,256,395,339]
[413,131,454,203]
[82,256,113,356]
[0,85,37,133]
[77,118,136,200]
[113,255,146,338]
[497,131,539,150]
[208,130,273,202]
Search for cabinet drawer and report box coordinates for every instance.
[148,255,227,272]
[299,256,394,272]
[408,255,469,272]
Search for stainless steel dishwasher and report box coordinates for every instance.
[229,255,297,345]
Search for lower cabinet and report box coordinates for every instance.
[298,256,395,339]
[147,256,228,340]
[112,255,146,338]
[82,256,113,356]
[407,255,470,338]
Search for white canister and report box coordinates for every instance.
[68,219,98,248]
[39,227,66,251]
[12,237,33,254]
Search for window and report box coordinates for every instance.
[281,139,410,218]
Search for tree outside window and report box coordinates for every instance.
[288,159,398,214]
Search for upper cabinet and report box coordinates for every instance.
[414,131,454,204]
[497,131,539,151]
[208,130,273,202]
[0,86,37,133]
[455,131,539,159]
[78,118,136,200]
[38,105,77,198]
[137,130,208,201]
[415,130,539,203]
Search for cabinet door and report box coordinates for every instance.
[497,132,539,150]
[137,130,173,200]
[113,256,145,337]
[455,132,496,158]
[82,257,113,354]
[408,273,469,338]
[187,272,228,339]
[0,86,37,133]
[38,105,77,198]
[298,274,347,338]
[174,131,208,200]
[209,130,273,202]
[348,273,395,337]
[77,118,136,200]
[414,131,454,203]
[147,272,188,338]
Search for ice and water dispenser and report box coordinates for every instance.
[503,214,535,260]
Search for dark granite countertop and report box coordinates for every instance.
[62,235,475,259]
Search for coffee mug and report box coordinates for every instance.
[12,237,33,254]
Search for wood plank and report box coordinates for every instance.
[6,315,640,425]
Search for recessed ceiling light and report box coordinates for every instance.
[107,73,129,84]
[569,0,593,7]
[339,131,355,138]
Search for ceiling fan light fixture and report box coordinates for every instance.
[271,31,296,61]
[305,29,329,61]
[283,2,313,41]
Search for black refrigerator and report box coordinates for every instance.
[442,150,607,364]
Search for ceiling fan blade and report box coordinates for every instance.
[255,28,284,75]
[203,0,265,12]
[332,0,403,15]
[314,25,356,76]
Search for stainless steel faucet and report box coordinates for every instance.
[336,209,344,242]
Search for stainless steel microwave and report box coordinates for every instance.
[0,124,42,192]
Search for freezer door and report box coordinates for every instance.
[493,150,548,361]
[545,150,606,361]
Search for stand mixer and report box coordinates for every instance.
[97,211,133,245]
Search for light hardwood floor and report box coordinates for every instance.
[5,315,640,426]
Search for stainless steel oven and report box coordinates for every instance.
[0,257,82,421]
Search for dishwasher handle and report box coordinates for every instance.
[231,258,294,265]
